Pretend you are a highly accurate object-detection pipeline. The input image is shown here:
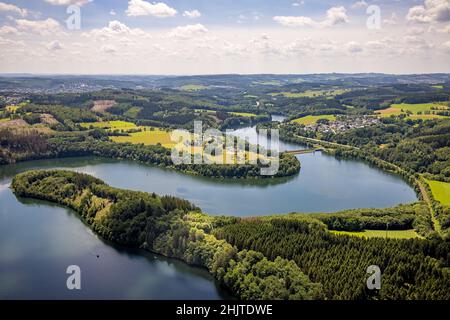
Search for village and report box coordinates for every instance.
[303,115,381,134]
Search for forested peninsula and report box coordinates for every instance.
[12,170,450,300]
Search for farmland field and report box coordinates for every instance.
[425,179,450,206]
[230,112,257,117]
[123,107,142,118]
[270,89,349,98]
[291,114,336,125]
[80,120,137,131]
[110,127,175,148]
[6,105,19,113]
[330,229,421,239]
[376,102,449,118]
[179,84,209,91]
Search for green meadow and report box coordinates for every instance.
[330,229,421,239]
[425,179,450,206]
[291,114,336,125]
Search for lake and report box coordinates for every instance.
[0,124,417,299]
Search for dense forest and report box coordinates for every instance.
[214,216,450,300]
[12,170,450,300]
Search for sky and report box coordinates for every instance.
[0,0,449,74]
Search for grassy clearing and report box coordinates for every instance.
[111,127,175,148]
[123,107,142,119]
[179,84,209,91]
[270,89,348,98]
[6,105,19,113]
[80,120,137,131]
[195,109,216,113]
[230,112,257,117]
[425,179,450,206]
[291,114,336,125]
[0,117,10,123]
[253,80,282,86]
[330,229,421,239]
[111,128,270,164]
[376,102,449,119]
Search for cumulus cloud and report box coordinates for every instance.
[274,6,348,28]
[0,25,19,35]
[273,16,315,27]
[168,24,208,39]
[101,44,117,54]
[44,0,92,6]
[292,1,305,7]
[47,40,63,51]
[351,1,368,10]
[406,0,450,23]
[0,2,27,16]
[346,41,363,53]
[83,20,146,40]
[183,10,201,19]
[15,18,61,36]
[126,0,177,18]
[383,13,398,26]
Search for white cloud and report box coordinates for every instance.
[168,24,208,39]
[110,10,116,16]
[44,0,92,6]
[0,2,27,17]
[0,25,19,35]
[443,40,450,49]
[183,10,201,19]
[83,20,146,40]
[47,40,63,51]
[15,18,62,35]
[351,1,368,10]
[274,6,348,28]
[406,0,450,23]
[273,16,316,27]
[101,44,117,54]
[126,0,177,18]
[346,41,363,53]
[383,13,398,26]
[292,1,305,7]
[324,6,349,26]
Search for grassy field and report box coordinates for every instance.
[123,107,142,119]
[6,105,19,113]
[80,120,137,131]
[270,89,348,98]
[291,114,336,125]
[330,229,421,239]
[230,112,257,117]
[111,127,270,164]
[195,109,216,113]
[179,84,209,91]
[376,102,449,119]
[0,117,10,123]
[425,179,450,206]
[111,127,175,148]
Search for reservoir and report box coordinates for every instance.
[0,124,417,299]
